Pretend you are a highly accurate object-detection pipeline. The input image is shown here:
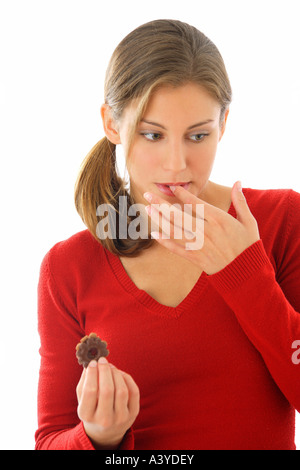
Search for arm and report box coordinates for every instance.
[209,237,300,412]
[144,185,300,411]
[35,248,137,450]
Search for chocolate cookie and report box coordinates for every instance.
[76,332,109,368]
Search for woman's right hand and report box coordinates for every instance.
[76,357,140,449]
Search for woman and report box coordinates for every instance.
[35,19,300,450]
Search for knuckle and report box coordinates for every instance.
[115,410,129,425]
[77,404,89,422]
[209,216,221,230]
[132,385,140,399]
[247,215,258,231]
[101,385,114,398]
[85,384,98,395]
[131,379,140,393]
[131,404,140,421]
[116,386,128,400]
[134,398,140,413]
[132,393,140,413]
[77,404,82,418]
[76,384,81,397]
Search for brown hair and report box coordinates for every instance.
[74,19,232,256]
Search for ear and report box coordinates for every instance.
[218,108,230,142]
[100,104,121,145]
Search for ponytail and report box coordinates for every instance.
[74,137,153,256]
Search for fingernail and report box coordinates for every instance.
[169,186,177,193]
[236,181,242,192]
[151,231,160,239]
[99,357,108,364]
[143,192,152,202]
[145,205,151,215]
[89,360,98,368]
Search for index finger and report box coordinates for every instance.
[76,367,87,401]
[144,187,210,221]
[120,372,140,417]
[97,357,115,416]
[168,184,221,218]
[77,360,99,420]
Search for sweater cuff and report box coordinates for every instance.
[78,421,134,450]
[118,428,135,450]
[208,240,273,292]
[76,421,96,450]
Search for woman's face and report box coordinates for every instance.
[117,83,228,206]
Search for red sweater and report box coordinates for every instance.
[35,188,300,450]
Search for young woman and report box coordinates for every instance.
[35,19,300,450]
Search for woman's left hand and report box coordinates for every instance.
[143,181,260,275]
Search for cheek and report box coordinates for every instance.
[128,145,160,177]
[189,141,217,168]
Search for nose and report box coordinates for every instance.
[162,140,187,172]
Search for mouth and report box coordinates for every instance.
[155,182,191,196]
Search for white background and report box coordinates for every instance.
[0,0,299,450]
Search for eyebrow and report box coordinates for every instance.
[140,119,214,130]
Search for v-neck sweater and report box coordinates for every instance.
[35,188,300,450]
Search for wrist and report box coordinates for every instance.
[83,422,124,450]
[90,436,123,450]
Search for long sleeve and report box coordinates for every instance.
[35,248,134,450]
[209,190,300,412]
[35,189,299,450]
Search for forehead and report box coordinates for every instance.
[118,83,221,135]
[142,83,221,123]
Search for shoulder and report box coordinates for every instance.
[243,187,300,270]
[243,187,300,221]
[40,229,107,285]
[243,186,299,205]
[48,229,102,257]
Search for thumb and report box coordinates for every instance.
[231,181,251,224]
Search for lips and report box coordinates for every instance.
[155,182,191,196]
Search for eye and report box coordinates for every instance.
[141,132,162,142]
[189,133,208,142]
